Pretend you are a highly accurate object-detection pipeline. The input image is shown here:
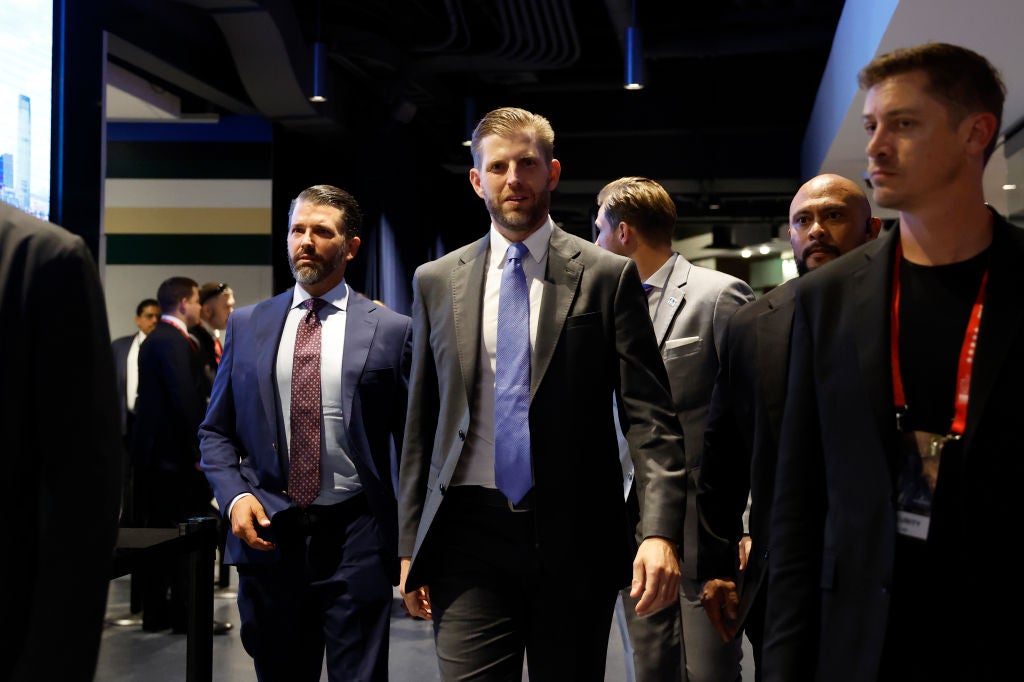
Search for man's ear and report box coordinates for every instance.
[963,111,999,159]
[618,221,631,244]
[867,216,883,240]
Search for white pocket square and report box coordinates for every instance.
[664,336,700,349]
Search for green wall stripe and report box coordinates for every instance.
[107,234,273,265]
[107,141,272,179]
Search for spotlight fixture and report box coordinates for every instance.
[740,248,753,259]
[624,0,643,90]
[310,41,327,103]
[758,244,771,255]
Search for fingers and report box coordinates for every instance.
[632,538,681,618]
[399,558,433,621]
[230,496,275,551]
[738,536,752,572]
[402,586,433,620]
[700,580,739,642]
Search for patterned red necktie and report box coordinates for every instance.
[288,298,326,507]
[214,337,223,364]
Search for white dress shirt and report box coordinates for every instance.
[452,218,552,487]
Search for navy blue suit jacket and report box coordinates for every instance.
[200,288,412,582]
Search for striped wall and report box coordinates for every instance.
[102,117,275,339]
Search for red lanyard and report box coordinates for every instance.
[890,241,988,435]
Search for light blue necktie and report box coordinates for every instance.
[494,241,533,504]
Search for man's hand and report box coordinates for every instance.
[630,537,681,617]
[700,578,739,642]
[399,557,432,620]
[229,495,275,551]
[738,535,752,571]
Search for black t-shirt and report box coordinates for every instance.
[882,247,989,679]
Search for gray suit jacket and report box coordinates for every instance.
[647,255,753,578]
[399,225,687,591]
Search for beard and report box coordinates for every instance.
[288,247,341,285]
[797,243,841,276]
[487,187,552,234]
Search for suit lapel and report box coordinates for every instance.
[253,292,293,449]
[653,254,689,347]
[962,216,1024,451]
[757,283,794,444]
[851,230,899,442]
[451,237,488,403]
[342,292,376,454]
[533,226,581,399]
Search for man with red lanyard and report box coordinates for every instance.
[763,43,1022,682]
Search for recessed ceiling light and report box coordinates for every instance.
[758,244,771,255]
[1003,184,1017,190]
[740,248,752,258]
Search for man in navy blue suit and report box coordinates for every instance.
[200,185,412,681]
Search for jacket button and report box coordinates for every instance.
[458,429,466,440]
[439,483,446,494]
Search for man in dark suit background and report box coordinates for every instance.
[112,298,160,439]
[0,202,122,680]
[398,107,687,681]
[201,185,412,681]
[764,43,1019,681]
[111,297,160,522]
[133,275,219,632]
[595,175,754,682]
[696,174,880,679]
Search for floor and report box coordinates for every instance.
[95,568,755,681]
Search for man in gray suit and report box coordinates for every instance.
[595,176,754,682]
[398,107,687,681]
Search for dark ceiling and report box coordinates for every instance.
[106,0,846,246]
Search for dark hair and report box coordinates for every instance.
[470,107,555,168]
[597,177,677,246]
[289,185,363,238]
[198,282,229,305]
[156,276,198,313]
[135,298,159,316]
[858,42,1005,162]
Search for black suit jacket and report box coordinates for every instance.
[698,279,795,629]
[111,333,135,435]
[399,225,687,592]
[189,323,218,402]
[0,203,122,680]
[133,320,205,478]
[764,211,1024,681]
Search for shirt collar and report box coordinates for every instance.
[291,279,349,312]
[644,252,678,291]
[160,314,188,334]
[489,217,553,268]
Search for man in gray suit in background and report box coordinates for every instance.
[595,176,754,682]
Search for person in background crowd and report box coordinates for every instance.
[134,276,230,635]
[0,202,122,680]
[112,297,160,519]
[191,281,237,591]
[595,175,753,682]
[697,173,880,680]
[201,185,411,681]
[398,107,687,681]
[191,281,235,403]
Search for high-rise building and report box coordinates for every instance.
[17,94,31,209]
